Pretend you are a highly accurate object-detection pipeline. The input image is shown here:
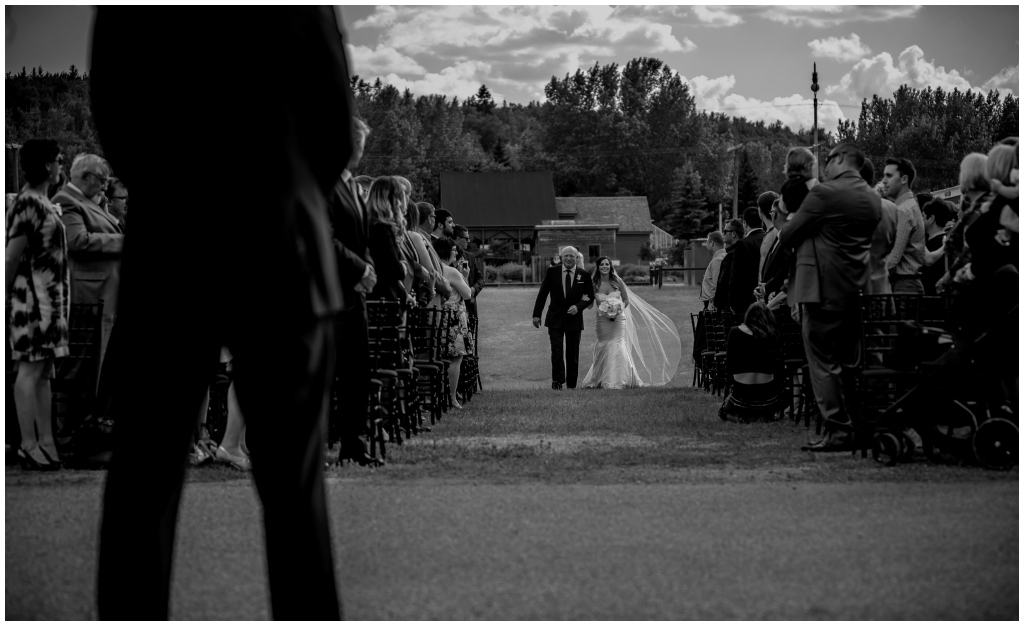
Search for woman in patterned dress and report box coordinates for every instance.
[6,139,70,470]
[432,237,473,409]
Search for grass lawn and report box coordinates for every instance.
[187,285,1016,484]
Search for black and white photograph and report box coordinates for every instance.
[4,3,1018,620]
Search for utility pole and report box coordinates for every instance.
[718,202,723,233]
[812,63,819,177]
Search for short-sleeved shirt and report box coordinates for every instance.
[7,191,70,361]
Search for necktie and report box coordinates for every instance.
[564,270,572,298]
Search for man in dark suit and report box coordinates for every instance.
[326,117,378,464]
[90,7,352,619]
[728,206,765,315]
[53,154,124,381]
[453,224,484,317]
[778,142,882,451]
[713,219,743,312]
[532,246,596,390]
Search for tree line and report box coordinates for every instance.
[6,60,1018,243]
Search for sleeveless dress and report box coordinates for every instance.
[581,290,644,389]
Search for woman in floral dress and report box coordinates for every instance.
[432,237,473,409]
[6,139,70,470]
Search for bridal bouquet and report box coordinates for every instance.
[599,299,623,320]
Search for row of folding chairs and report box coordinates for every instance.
[691,294,955,434]
[343,300,481,462]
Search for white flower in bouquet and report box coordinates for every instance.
[598,299,623,320]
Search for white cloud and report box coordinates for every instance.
[760,6,920,28]
[692,5,743,27]
[347,44,426,77]
[808,33,872,63]
[827,45,976,101]
[983,65,1019,96]
[681,73,846,133]
[381,61,510,103]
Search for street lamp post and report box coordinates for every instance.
[812,63,819,176]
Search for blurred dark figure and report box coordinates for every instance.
[105,177,129,231]
[90,7,353,620]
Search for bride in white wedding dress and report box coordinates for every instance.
[581,256,682,389]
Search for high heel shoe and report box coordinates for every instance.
[17,448,58,472]
[38,447,62,469]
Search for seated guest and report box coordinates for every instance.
[432,237,473,409]
[365,176,409,302]
[920,198,952,295]
[719,302,783,423]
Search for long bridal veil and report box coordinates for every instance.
[621,283,681,386]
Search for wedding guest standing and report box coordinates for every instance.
[366,177,410,303]
[91,7,353,619]
[6,139,70,471]
[453,224,484,317]
[434,237,473,408]
[105,177,129,231]
[881,157,926,293]
[325,117,378,465]
[728,207,765,314]
[53,153,123,378]
[778,142,881,452]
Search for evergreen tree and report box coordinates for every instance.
[474,84,495,115]
[736,150,760,210]
[661,163,708,241]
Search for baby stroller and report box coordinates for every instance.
[865,296,1018,470]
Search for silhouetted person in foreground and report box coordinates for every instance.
[91,7,354,619]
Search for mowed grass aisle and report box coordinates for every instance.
[346,285,1012,483]
[5,284,1018,620]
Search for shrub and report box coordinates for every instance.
[618,263,649,282]
[496,262,531,282]
[484,264,499,282]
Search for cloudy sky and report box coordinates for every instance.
[6,4,1019,132]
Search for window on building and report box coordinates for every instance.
[588,244,601,259]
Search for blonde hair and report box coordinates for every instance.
[958,153,989,194]
[985,144,1017,186]
[366,175,402,224]
[784,147,816,178]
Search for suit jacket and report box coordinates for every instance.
[461,246,485,298]
[53,183,124,319]
[90,7,351,323]
[729,228,764,314]
[367,220,406,301]
[761,235,791,297]
[533,265,595,331]
[713,248,735,311]
[867,197,898,295]
[778,170,882,311]
[326,174,373,311]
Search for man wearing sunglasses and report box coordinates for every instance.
[777,142,882,452]
[712,219,744,312]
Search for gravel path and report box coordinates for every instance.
[6,472,1018,620]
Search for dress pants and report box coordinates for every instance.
[801,303,862,432]
[332,304,369,451]
[96,209,341,621]
[549,326,582,388]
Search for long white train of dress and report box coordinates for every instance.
[581,291,645,389]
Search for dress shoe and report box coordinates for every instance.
[801,431,853,452]
[551,382,563,390]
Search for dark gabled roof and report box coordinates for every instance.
[555,196,654,233]
[440,171,558,227]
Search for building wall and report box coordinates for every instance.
[616,233,650,265]
[536,228,617,259]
